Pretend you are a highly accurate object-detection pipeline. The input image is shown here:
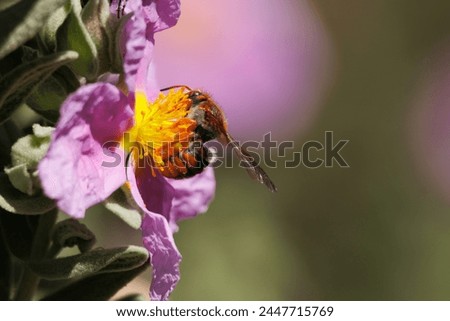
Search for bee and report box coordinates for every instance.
[159,85,277,193]
[156,134,212,179]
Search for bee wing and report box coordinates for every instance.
[224,134,277,192]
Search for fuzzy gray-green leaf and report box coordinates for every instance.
[39,3,71,53]
[41,263,148,300]
[9,124,54,170]
[4,124,53,196]
[81,0,117,75]
[29,245,148,280]
[104,187,142,229]
[52,219,96,253]
[0,50,78,124]
[0,0,69,59]
[0,173,55,215]
[26,74,67,123]
[4,163,34,195]
[57,0,98,80]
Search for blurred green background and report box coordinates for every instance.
[87,0,450,300]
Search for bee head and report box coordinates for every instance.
[188,90,209,104]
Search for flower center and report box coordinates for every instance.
[123,89,197,171]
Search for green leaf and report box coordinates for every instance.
[26,74,67,123]
[111,12,132,72]
[0,0,70,59]
[53,65,80,93]
[4,124,54,195]
[9,124,53,169]
[29,245,149,280]
[41,262,148,300]
[0,173,55,215]
[52,219,96,253]
[0,50,78,124]
[20,45,40,62]
[104,187,142,230]
[31,124,54,139]
[0,1,21,11]
[0,208,39,260]
[82,0,118,75]
[4,163,34,195]
[57,0,99,80]
[27,64,80,122]
[39,3,71,53]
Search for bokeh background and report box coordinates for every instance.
[88,0,450,300]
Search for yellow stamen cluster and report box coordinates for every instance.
[123,89,196,169]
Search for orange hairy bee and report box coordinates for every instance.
[159,85,277,193]
[154,133,211,180]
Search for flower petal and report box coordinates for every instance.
[142,0,181,33]
[38,84,133,218]
[132,163,175,220]
[134,41,159,100]
[141,211,182,301]
[126,163,181,301]
[112,1,179,97]
[118,1,147,93]
[112,0,181,34]
[166,166,216,232]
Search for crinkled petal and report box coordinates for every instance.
[111,1,172,97]
[127,163,180,301]
[111,0,181,34]
[133,162,174,220]
[166,167,216,232]
[142,0,181,33]
[142,211,182,301]
[39,84,133,218]
[135,41,159,100]
[118,1,147,93]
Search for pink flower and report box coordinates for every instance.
[38,0,215,300]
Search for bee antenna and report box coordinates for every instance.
[160,85,192,92]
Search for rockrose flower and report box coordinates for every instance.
[38,0,215,300]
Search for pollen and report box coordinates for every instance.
[122,89,197,169]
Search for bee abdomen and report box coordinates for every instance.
[159,142,211,179]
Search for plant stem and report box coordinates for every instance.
[14,209,57,300]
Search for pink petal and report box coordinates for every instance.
[134,41,159,99]
[141,0,181,33]
[142,212,182,301]
[118,1,147,93]
[111,1,179,97]
[38,84,133,218]
[133,163,175,220]
[166,166,216,232]
[111,1,181,34]
[126,163,181,301]
[113,1,159,97]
